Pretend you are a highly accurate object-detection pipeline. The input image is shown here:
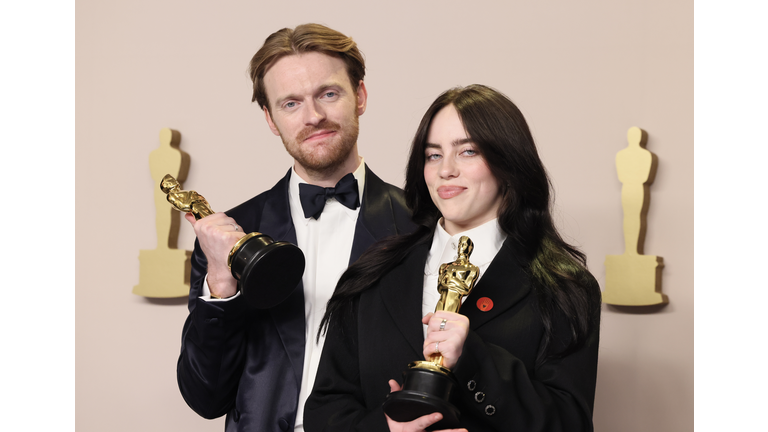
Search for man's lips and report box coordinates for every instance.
[303,130,337,142]
[437,186,466,199]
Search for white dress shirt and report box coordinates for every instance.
[199,158,366,432]
[291,159,365,432]
[422,218,507,338]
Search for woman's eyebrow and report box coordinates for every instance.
[425,139,473,149]
[451,138,473,146]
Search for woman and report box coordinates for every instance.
[305,85,602,432]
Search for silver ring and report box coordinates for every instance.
[231,224,239,231]
[439,319,447,331]
[435,341,440,354]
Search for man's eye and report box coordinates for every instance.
[285,101,296,108]
[324,92,337,98]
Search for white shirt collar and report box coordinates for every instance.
[289,157,366,225]
[425,218,507,276]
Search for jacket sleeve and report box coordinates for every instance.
[304,300,391,432]
[450,306,601,431]
[176,239,250,419]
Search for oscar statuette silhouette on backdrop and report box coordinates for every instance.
[383,236,480,429]
[160,174,305,309]
[133,128,192,298]
[603,126,668,306]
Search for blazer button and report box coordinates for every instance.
[485,405,496,416]
[474,392,486,403]
[467,380,477,391]
[278,418,289,431]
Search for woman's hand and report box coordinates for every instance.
[421,312,469,369]
[385,380,467,432]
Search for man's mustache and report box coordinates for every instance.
[296,120,341,142]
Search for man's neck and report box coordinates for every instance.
[294,150,361,187]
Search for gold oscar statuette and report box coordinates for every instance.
[133,128,192,298]
[161,174,305,309]
[603,127,668,306]
[383,235,480,429]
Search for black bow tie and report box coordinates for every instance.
[299,173,360,219]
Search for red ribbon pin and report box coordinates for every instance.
[476,297,494,312]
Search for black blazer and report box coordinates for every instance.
[305,238,600,432]
[177,166,416,432]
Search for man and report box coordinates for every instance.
[176,24,416,432]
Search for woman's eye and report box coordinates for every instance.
[426,153,441,161]
[461,148,477,156]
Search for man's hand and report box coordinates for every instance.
[384,380,467,432]
[185,212,245,298]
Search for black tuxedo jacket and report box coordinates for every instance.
[177,166,416,432]
[305,238,600,432]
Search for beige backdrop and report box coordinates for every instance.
[76,0,692,431]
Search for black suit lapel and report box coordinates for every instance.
[461,239,532,330]
[259,169,295,242]
[349,166,400,264]
[261,170,306,388]
[380,243,430,357]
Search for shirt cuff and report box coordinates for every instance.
[200,274,241,302]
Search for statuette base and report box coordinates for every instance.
[229,233,305,309]
[383,366,460,430]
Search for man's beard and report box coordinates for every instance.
[282,115,359,177]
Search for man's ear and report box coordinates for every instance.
[356,80,368,117]
[264,106,281,136]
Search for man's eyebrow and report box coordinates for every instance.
[273,93,299,108]
[273,82,347,107]
[316,82,345,95]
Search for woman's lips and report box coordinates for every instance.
[437,186,465,199]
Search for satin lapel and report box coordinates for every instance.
[461,239,532,331]
[259,169,294,241]
[261,170,306,387]
[380,243,430,357]
[349,166,398,264]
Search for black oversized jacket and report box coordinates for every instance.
[305,238,600,431]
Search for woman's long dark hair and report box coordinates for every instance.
[320,85,601,361]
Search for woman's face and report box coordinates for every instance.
[424,104,502,235]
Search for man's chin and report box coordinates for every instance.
[284,133,357,175]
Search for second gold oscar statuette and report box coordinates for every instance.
[160,174,305,309]
[383,235,480,430]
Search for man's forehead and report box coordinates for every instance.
[263,52,351,97]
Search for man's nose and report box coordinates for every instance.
[303,99,325,126]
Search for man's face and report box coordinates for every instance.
[262,52,367,177]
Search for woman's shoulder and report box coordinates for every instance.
[373,242,431,289]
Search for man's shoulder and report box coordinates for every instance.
[224,171,290,223]
[363,166,416,234]
[363,166,407,204]
[227,189,270,216]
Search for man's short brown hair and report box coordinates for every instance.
[248,23,366,110]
